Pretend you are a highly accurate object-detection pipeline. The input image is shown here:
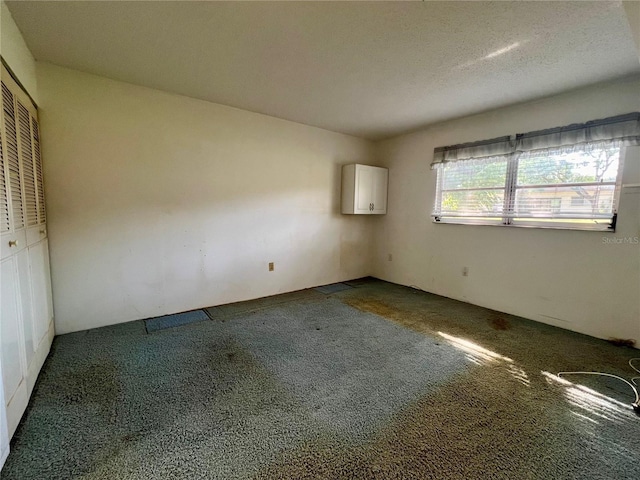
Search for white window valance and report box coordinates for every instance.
[432,112,640,167]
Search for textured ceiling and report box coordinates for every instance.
[6,1,640,140]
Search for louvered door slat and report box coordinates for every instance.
[0,128,9,233]
[2,82,24,230]
[17,102,37,227]
[32,118,45,224]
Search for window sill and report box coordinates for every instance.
[432,217,614,232]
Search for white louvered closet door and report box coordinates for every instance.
[0,65,54,450]
[0,111,10,471]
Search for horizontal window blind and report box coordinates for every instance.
[511,143,619,222]
[434,156,507,220]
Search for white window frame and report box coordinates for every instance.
[432,145,626,232]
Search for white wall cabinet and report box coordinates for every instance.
[341,164,388,214]
[0,65,54,456]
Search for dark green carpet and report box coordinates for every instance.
[2,280,639,479]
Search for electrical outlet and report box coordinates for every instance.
[268,262,274,272]
[388,253,393,261]
[462,266,469,277]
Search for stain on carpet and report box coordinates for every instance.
[342,297,399,319]
[55,362,120,411]
[489,315,510,330]
[607,338,637,348]
[342,295,453,337]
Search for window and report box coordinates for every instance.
[434,156,508,226]
[432,113,639,231]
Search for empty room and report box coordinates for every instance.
[1,1,639,478]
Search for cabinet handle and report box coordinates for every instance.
[8,240,18,248]
[40,229,47,235]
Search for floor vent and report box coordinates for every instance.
[313,282,353,295]
[145,309,209,333]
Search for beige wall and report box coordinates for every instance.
[37,63,377,334]
[0,1,38,103]
[373,77,640,342]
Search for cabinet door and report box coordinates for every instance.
[355,165,374,214]
[371,167,388,214]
